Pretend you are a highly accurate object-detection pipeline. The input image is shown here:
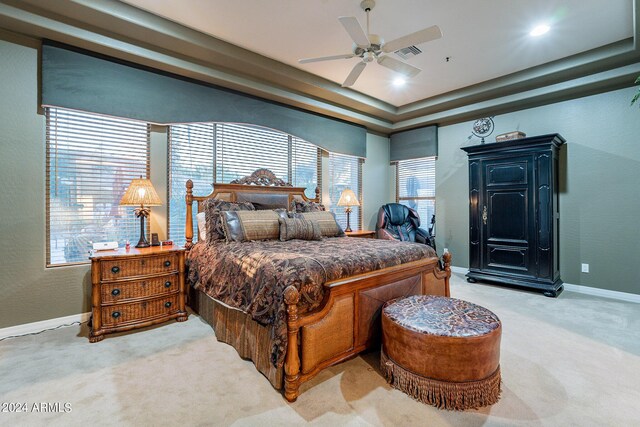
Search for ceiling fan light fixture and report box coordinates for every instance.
[530,24,550,37]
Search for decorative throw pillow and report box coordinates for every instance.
[196,212,207,242]
[278,217,322,241]
[294,211,345,237]
[221,210,281,242]
[202,199,255,242]
[291,199,326,213]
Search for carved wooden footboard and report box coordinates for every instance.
[282,252,451,401]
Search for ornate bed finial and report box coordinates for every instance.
[230,168,292,187]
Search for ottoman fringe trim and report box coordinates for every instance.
[381,350,501,411]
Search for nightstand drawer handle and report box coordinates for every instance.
[164,281,172,288]
[111,289,121,296]
[164,260,171,267]
[164,301,172,308]
[111,266,120,274]
[111,311,121,318]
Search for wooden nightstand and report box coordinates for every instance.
[89,245,188,342]
[345,230,376,238]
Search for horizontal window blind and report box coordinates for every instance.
[46,107,150,266]
[292,136,321,199]
[216,124,289,183]
[168,124,215,245]
[396,157,436,230]
[168,123,320,245]
[328,152,362,231]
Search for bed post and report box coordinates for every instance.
[185,180,194,250]
[442,251,452,296]
[283,285,301,402]
[314,187,320,203]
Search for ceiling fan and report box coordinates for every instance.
[298,0,442,87]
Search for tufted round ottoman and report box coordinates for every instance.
[381,295,502,410]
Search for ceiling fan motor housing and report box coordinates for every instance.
[360,0,376,12]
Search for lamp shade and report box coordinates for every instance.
[119,177,162,206]
[337,189,360,207]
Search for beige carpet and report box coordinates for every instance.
[1,272,639,426]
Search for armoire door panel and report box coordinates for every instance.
[486,161,528,186]
[487,190,528,242]
[486,245,529,272]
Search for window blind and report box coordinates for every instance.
[216,124,289,183]
[328,153,363,231]
[168,123,216,246]
[168,123,321,245]
[396,157,436,229]
[46,107,150,266]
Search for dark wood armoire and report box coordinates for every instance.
[461,134,564,297]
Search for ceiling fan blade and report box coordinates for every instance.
[299,53,355,64]
[377,55,422,77]
[382,25,442,53]
[338,16,370,47]
[342,62,367,87]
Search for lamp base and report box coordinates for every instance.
[345,208,353,233]
[135,240,150,249]
[135,214,150,248]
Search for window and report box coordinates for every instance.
[168,123,321,245]
[396,157,436,228]
[328,152,363,231]
[46,108,150,266]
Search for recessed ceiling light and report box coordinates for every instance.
[393,77,406,87]
[530,24,550,37]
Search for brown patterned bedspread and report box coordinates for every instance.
[186,237,437,367]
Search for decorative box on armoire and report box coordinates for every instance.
[461,134,564,297]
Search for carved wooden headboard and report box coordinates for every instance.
[185,169,320,249]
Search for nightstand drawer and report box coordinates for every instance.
[101,295,179,327]
[101,274,179,303]
[101,254,178,280]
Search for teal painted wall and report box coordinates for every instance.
[0,38,92,328]
[362,133,392,231]
[436,87,640,294]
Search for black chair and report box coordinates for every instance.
[375,203,436,250]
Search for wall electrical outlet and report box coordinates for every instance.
[581,263,590,273]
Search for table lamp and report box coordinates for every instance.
[119,177,162,248]
[337,188,360,232]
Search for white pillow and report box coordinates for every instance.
[196,212,207,242]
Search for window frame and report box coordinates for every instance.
[45,107,151,267]
[395,156,436,227]
[328,152,363,231]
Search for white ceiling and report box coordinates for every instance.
[121,0,633,107]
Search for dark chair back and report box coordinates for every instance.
[376,203,436,250]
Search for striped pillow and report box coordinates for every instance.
[294,211,345,237]
[221,210,283,242]
[279,217,322,241]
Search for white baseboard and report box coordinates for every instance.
[562,283,640,303]
[0,312,91,340]
[450,265,639,304]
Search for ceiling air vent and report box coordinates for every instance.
[394,45,422,60]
